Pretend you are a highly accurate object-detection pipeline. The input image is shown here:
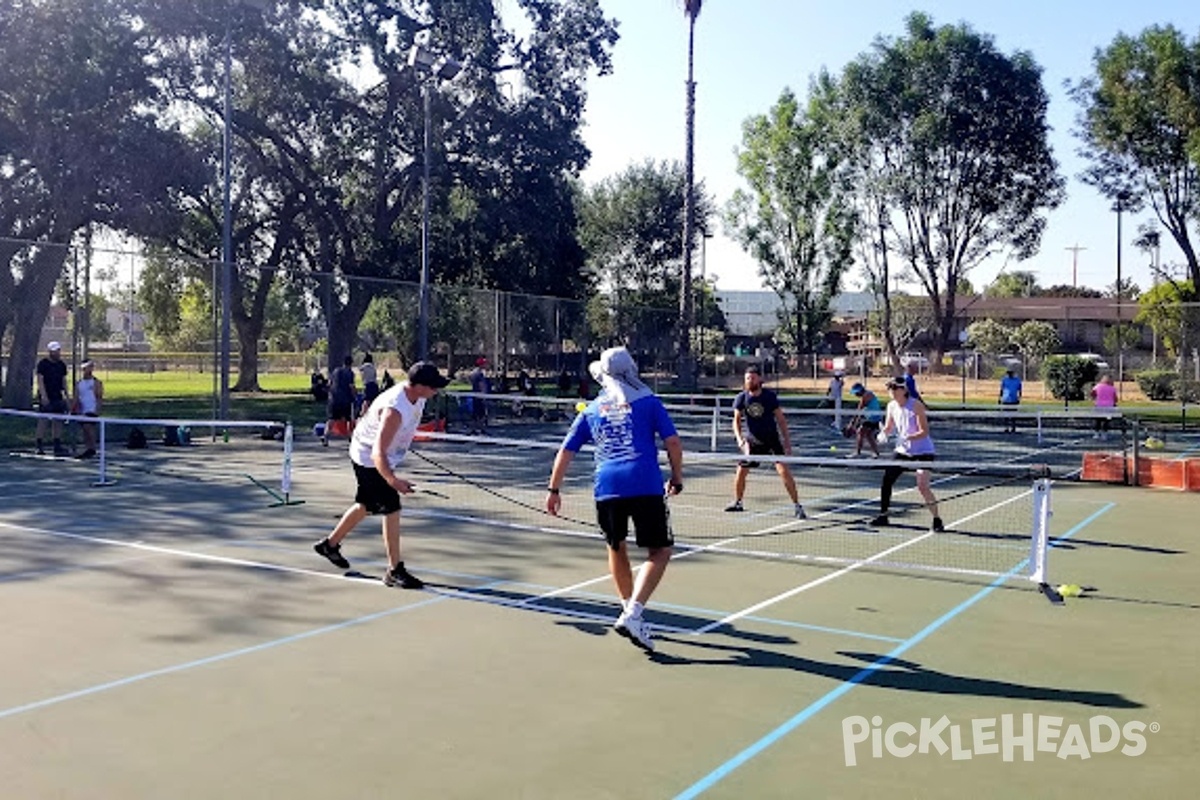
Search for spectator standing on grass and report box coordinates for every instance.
[73,360,103,459]
[724,366,806,519]
[312,362,450,588]
[904,359,923,403]
[323,356,357,446]
[469,357,491,433]
[545,347,683,653]
[35,341,70,456]
[827,370,846,431]
[1091,374,1119,439]
[360,353,380,409]
[999,368,1023,434]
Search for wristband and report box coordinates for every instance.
[547,487,560,494]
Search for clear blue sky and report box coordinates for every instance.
[579,0,1200,293]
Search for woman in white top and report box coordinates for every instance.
[312,362,449,588]
[871,376,943,532]
[73,360,103,458]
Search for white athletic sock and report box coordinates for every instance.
[627,600,645,618]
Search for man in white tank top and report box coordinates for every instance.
[73,360,104,459]
[871,376,943,532]
[313,362,449,588]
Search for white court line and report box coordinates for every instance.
[690,488,1035,635]
[0,520,374,586]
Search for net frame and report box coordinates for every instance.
[0,409,294,497]
[399,430,1057,586]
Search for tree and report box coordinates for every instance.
[1136,280,1196,358]
[966,319,1014,355]
[986,271,1040,298]
[0,0,204,406]
[146,0,615,384]
[1103,323,1141,356]
[1043,355,1099,405]
[1042,285,1103,298]
[866,294,935,358]
[577,161,715,356]
[839,13,1065,366]
[727,83,857,359]
[1010,320,1060,368]
[1071,25,1200,293]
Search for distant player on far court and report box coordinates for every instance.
[872,376,944,532]
[313,362,449,588]
[546,347,683,653]
[725,366,806,519]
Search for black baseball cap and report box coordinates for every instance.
[407,361,449,389]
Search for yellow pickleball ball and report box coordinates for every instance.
[575,401,588,413]
[829,445,838,452]
[1057,584,1083,598]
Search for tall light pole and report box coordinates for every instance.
[220,16,233,419]
[408,44,463,362]
[218,0,272,420]
[1145,229,1161,363]
[678,0,704,390]
[1066,243,1086,288]
[1114,190,1132,383]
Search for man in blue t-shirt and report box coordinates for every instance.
[903,360,923,403]
[725,366,806,518]
[546,347,683,653]
[998,368,1023,434]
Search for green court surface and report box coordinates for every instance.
[1,440,1197,799]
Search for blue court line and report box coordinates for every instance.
[0,585,496,722]
[673,502,1116,800]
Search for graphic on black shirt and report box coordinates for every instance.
[733,388,781,443]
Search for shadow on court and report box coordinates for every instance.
[629,636,1143,710]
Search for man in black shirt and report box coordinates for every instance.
[35,341,70,456]
[725,366,805,518]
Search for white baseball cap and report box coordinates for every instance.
[47,341,61,351]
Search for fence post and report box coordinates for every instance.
[710,397,720,452]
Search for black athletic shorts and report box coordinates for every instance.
[595,495,673,550]
[39,398,68,414]
[739,435,784,468]
[328,400,354,421]
[352,462,402,515]
[894,452,935,465]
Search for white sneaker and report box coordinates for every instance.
[623,614,655,652]
[613,609,631,637]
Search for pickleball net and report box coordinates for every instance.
[0,408,298,502]
[398,430,1056,585]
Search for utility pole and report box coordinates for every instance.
[1066,244,1087,288]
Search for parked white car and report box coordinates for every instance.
[900,352,930,369]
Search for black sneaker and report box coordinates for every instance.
[931,516,945,533]
[76,449,96,460]
[53,446,70,457]
[869,514,890,527]
[313,538,350,570]
[383,564,424,589]
[724,500,744,512]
